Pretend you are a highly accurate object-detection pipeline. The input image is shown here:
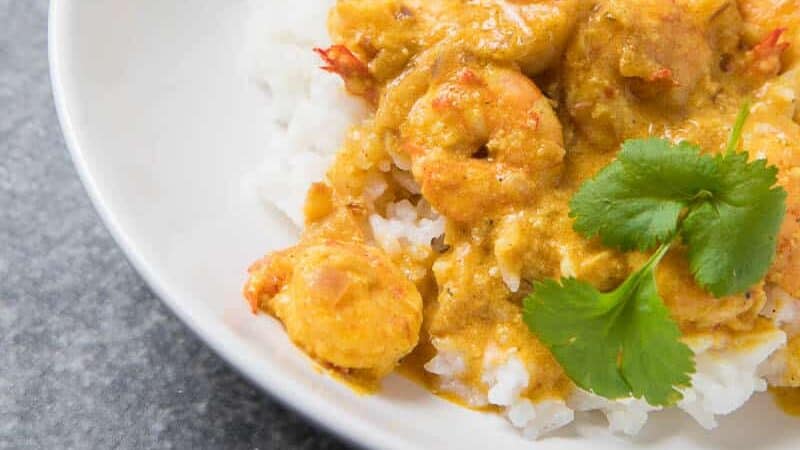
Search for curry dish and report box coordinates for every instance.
[245,0,800,436]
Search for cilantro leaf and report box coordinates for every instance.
[523,278,631,400]
[523,245,694,406]
[527,105,785,407]
[570,137,786,296]
[570,138,717,252]
[682,153,786,296]
[618,263,694,405]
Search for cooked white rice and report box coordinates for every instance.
[424,338,490,408]
[245,0,365,227]
[369,199,446,255]
[482,344,575,439]
[678,330,786,429]
[424,327,787,439]
[246,0,796,440]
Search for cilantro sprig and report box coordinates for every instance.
[523,105,787,406]
[525,242,693,406]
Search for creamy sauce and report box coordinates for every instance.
[245,0,800,415]
[771,387,800,416]
[398,341,500,412]
[396,343,436,388]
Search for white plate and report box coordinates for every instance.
[49,1,799,449]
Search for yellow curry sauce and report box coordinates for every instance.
[245,0,800,416]
[772,334,800,414]
[772,387,800,416]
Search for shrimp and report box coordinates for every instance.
[562,0,725,149]
[655,247,767,332]
[740,108,800,299]
[740,0,800,123]
[328,0,431,83]
[739,0,800,71]
[742,28,791,82]
[314,45,377,103]
[328,0,583,84]
[245,178,424,382]
[244,239,423,380]
[392,51,565,223]
[491,193,630,294]
[440,0,584,75]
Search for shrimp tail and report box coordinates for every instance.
[314,45,377,104]
[243,252,293,313]
[745,28,790,81]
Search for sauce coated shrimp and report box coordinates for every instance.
[397,55,565,223]
[739,0,800,71]
[327,0,583,88]
[245,183,424,382]
[563,0,729,149]
[443,0,584,75]
[245,239,423,380]
[314,45,378,103]
[740,0,800,122]
[328,0,433,83]
[742,109,800,298]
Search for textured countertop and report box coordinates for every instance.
[0,2,350,448]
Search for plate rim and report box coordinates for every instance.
[45,2,411,449]
[47,3,800,449]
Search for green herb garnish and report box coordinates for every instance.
[525,242,691,406]
[523,105,786,406]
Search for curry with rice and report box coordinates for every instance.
[245,0,800,436]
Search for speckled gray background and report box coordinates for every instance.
[0,2,351,449]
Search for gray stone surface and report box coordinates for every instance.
[0,2,351,449]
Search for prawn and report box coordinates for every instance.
[328,0,430,83]
[244,239,423,379]
[314,45,378,104]
[390,50,565,223]
[740,108,800,299]
[743,28,791,82]
[328,0,583,80]
[739,0,800,71]
[563,0,720,149]
[442,0,584,75]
